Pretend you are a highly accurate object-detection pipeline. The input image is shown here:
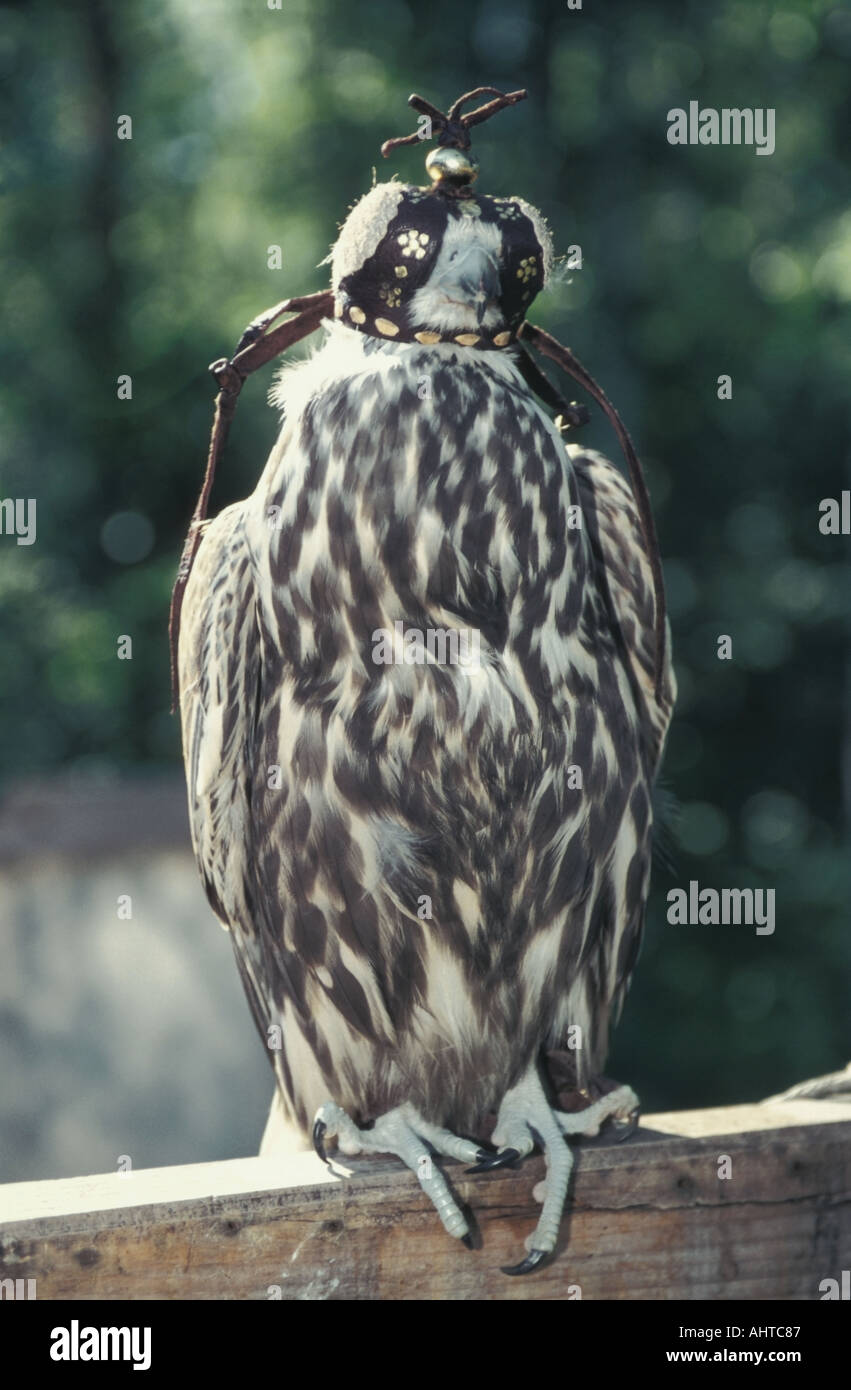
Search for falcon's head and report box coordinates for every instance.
[330,181,554,349]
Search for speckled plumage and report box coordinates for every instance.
[178,171,675,1185]
[179,313,675,1144]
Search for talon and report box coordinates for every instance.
[555,404,590,432]
[465,1147,521,1174]
[502,1248,549,1276]
[461,1232,474,1250]
[612,1108,640,1142]
[312,1117,329,1164]
[566,403,590,428]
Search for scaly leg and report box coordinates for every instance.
[467,1065,639,1275]
[313,1100,489,1247]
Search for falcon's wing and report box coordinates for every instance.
[570,443,676,769]
[177,504,271,1043]
[546,443,676,1096]
[177,495,399,1117]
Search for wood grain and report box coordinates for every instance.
[1,1101,848,1300]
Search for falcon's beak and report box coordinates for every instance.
[443,247,501,327]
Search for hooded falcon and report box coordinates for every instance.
[176,89,675,1275]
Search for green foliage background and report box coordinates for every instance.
[1,0,849,1109]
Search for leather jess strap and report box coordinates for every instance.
[168,291,334,709]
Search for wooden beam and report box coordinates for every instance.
[0,774,189,864]
[1,1102,849,1300]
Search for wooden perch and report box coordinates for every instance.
[1,1101,849,1300]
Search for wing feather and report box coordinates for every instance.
[178,505,259,930]
[547,443,676,1089]
[571,444,676,767]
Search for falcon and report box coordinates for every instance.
[175,89,675,1275]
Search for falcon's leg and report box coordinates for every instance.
[555,1085,640,1141]
[469,1065,639,1275]
[313,1100,488,1246]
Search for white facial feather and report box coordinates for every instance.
[268,319,527,418]
[409,220,504,332]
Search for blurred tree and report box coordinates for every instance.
[0,0,848,1108]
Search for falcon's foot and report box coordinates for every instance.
[468,1066,639,1275]
[313,1100,488,1246]
[555,1083,641,1143]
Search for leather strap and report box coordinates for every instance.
[169,291,334,708]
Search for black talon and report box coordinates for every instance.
[465,1147,521,1174]
[312,1118,329,1164]
[502,1248,548,1276]
[612,1109,641,1143]
[461,1232,474,1250]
